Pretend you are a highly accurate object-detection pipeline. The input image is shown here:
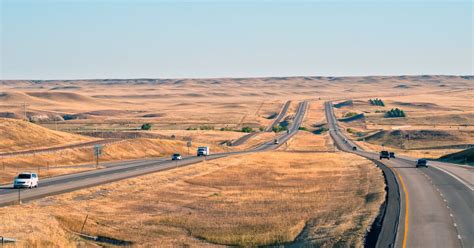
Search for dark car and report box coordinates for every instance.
[380,151,390,160]
[416,159,428,168]
[352,146,357,151]
[389,152,395,158]
[172,153,182,160]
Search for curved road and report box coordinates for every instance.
[325,102,473,248]
[0,101,307,207]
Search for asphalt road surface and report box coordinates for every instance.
[325,102,473,248]
[0,101,308,207]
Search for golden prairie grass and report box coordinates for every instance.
[0,151,385,247]
[1,76,471,130]
[0,118,95,153]
[302,100,326,128]
[278,131,334,152]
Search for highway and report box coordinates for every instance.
[231,100,292,146]
[325,102,473,248]
[0,101,308,207]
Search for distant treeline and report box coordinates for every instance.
[369,98,385,106]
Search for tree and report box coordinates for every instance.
[385,108,406,118]
[141,123,152,130]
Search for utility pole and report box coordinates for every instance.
[22,102,29,121]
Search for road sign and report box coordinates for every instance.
[94,145,102,156]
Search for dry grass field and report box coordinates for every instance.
[2,76,471,132]
[330,84,474,159]
[0,75,472,246]
[0,118,95,153]
[278,131,334,152]
[0,151,384,247]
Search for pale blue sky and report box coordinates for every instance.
[1,0,472,79]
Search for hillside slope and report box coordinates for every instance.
[438,148,474,166]
[0,118,95,153]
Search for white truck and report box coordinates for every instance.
[197,146,210,156]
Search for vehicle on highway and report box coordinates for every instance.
[13,172,38,189]
[380,150,390,160]
[352,146,357,151]
[416,159,428,168]
[197,146,209,156]
[274,139,279,144]
[172,153,182,160]
[389,152,395,158]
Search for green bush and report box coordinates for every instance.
[220,127,233,131]
[141,123,152,130]
[385,108,406,118]
[298,126,308,131]
[199,125,214,130]
[259,127,265,132]
[272,125,288,133]
[241,126,254,133]
[369,98,385,106]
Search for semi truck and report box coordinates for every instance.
[197,146,209,156]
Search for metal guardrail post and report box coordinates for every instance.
[18,188,21,205]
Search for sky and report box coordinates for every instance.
[1,0,472,80]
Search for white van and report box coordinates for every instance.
[13,172,39,189]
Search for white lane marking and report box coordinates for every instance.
[430,165,474,191]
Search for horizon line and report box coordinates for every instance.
[1,74,472,81]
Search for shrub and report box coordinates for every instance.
[259,127,265,132]
[298,126,308,131]
[385,108,406,118]
[369,98,385,106]
[199,125,214,130]
[141,123,152,130]
[220,127,233,131]
[272,125,288,133]
[241,126,253,133]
